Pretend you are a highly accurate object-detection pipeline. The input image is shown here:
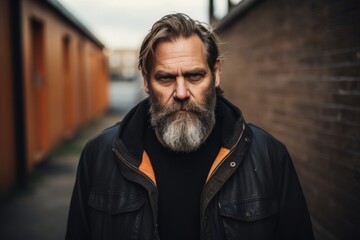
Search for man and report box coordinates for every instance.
[66,13,314,240]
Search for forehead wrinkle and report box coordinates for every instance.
[155,49,205,62]
[153,36,207,72]
[154,53,207,74]
[154,58,205,71]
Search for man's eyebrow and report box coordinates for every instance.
[154,70,172,75]
[153,70,176,77]
[153,68,208,77]
[183,68,207,75]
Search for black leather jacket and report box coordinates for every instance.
[66,97,314,240]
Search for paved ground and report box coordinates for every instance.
[0,112,123,240]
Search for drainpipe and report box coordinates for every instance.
[11,0,28,190]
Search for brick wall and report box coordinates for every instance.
[216,0,360,239]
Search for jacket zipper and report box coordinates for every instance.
[200,123,246,239]
[206,123,245,182]
[112,147,159,239]
[112,147,157,188]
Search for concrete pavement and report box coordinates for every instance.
[0,112,123,240]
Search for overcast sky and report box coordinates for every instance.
[57,0,218,50]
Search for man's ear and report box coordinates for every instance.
[214,59,221,87]
[143,76,149,94]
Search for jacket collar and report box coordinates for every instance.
[113,96,245,167]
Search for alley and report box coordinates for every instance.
[0,112,123,240]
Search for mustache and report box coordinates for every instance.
[155,99,208,119]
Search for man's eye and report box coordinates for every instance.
[157,76,174,82]
[186,73,203,81]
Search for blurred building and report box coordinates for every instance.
[0,0,108,195]
[107,49,147,112]
[209,0,360,239]
[109,49,141,82]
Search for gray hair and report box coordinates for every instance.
[138,13,221,79]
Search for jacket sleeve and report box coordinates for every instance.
[275,145,315,240]
[65,142,92,240]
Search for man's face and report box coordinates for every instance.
[144,35,220,152]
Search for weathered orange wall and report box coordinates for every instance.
[21,0,108,170]
[0,0,16,195]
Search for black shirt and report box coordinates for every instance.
[144,121,221,240]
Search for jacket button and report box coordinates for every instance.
[245,211,252,217]
[230,162,236,167]
[245,137,250,142]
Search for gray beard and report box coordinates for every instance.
[148,85,216,153]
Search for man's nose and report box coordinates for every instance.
[173,78,189,100]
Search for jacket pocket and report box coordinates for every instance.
[88,191,144,214]
[218,196,279,240]
[88,191,145,240]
